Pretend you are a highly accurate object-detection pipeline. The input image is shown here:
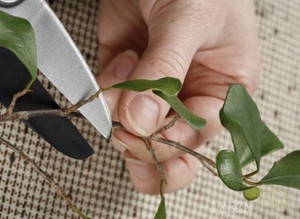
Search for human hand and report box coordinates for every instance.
[97,0,260,194]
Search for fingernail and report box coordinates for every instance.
[126,94,159,136]
[114,50,138,79]
[124,157,154,180]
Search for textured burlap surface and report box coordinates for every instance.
[1,0,300,218]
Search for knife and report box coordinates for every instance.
[0,0,112,159]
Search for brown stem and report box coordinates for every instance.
[5,89,30,116]
[63,89,103,114]
[112,121,127,131]
[151,115,181,136]
[151,136,218,176]
[63,86,112,115]
[4,79,35,116]
[142,137,167,184]
[0,136,89,219]
[150,116,218,176]
[112,118,218,176]
[0,109,84,122]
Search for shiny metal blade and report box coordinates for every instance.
[0,0,112,138]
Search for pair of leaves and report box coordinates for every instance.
[112,78,206,130]
[217,84,300,200]
[219,84,283,171]
[0,10,37,80]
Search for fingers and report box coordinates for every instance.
[116,19,202,137]
[97,50,139,120]
[98,0,229,138]
[123,149,199,194]
[113,95,223,164]
[97,0,262,195]
[98,0,147,71]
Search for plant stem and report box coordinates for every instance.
[243,178,262,186]
[151,115,181,136]
[244,169,259,178]
[63,86,112,115]
[142,137,167,184]
[0,109,84,122]
[5,88,30,116]
[150,116,218,176]
[113,117,218,177]
[152,136,218,176]
[63,88,104,114]
[0,136,90,219]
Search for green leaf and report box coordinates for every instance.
[216,150,250,191]
[259,123,284,160]
[220,84,263,170]
[261,151,300,189]
[0,10,37,80]
[112,77,182,96]
[154,196,166,219]
[238,123,284,168]
[153,91,206,130]
[243,187,260,201]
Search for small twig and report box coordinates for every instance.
[0,136,89,219]
[159,178,165,197]
[151,136,218,176]
[0,109,84,122]
[63,89,102,115]
[5,89,31,116]
[149,116,218,176]
[111,121,167,183]
[112,121,126,131]
[112,117,218,176]
[4,79,35,116]
[151,115,181,136]
[63,87,112,115]
[142,137,167,184]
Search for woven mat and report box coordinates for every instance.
[1,0,300,218]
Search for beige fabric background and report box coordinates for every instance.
[1,0,300,218]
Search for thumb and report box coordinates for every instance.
[117,2,206,136]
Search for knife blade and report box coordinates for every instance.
[0,0,112,139]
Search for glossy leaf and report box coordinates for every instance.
[0,10,37,79]
[261,151,300,189]
[220,84,263,170]
[239,123,284,167]
[154,196,166,219]
[216,150,250,191]
[243,187,260,201]
[153,91,206,130]
[258,123,283,160]
[112,77,182,96]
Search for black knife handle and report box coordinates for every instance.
[0,47,94,159]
